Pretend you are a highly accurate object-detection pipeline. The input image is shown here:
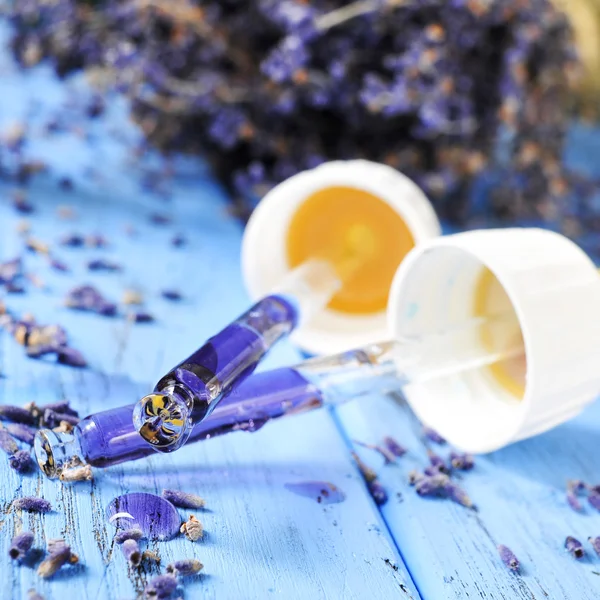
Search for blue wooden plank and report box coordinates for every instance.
[0,36,419,599]
[336,391,600,599]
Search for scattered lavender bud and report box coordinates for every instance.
[25,238,50,255]
[56,346,88,368]
[0,406,36,426]
[149,213,171,226]
[427,450,449,474]
[53,421,74,434]
[9,531,34,560]
[87,258,121,272]
[12,496,52,513]
[27,590,45,600]
[46,539,68,554]
[415,473,451,497]
[567,489,583,512]
[408,470,424,486]
[171,234,186,247]
[65,285,117,317]
[6,282,25,294]
[59,464,93,483]
[121,538,142,567]
[129,311,155,323]
[37,544,77,578]
[497,544,520,572]
[588,492,600,512]
[5,423,37,445]
[142,550,161,564]
[444,481,474,508]
[565,536,585,559]
[180,515,203,542]
[423,427,446,444]
[0,426,20,455]
[166,558,204,576]
[115,528,144,544]
[589,537,600,557]
[144,573,178,599]
[59,233,85,247]
[367,480,388,506]
[568,480,587,494]
[161,289,182,301]
[49,258,69,273]
[353,440,397,464]
[162,489,206,509]
[0,257,22,284]
[382,436,406,457]
[43,409,80,428]
[424,465,447,477]
[350,451,377,483]
[449,452,474,470]
[85,234,108,248]
[12,190,34,214]
[9,450,33,473]
[58,177,73,192]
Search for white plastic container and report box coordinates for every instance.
[242,160,441,356]
[389,228,600,453]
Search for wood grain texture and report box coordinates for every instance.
[0,33,418,600]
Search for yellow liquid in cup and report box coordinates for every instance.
[473,268,526,399]
[286,186,416,314]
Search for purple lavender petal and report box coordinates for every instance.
[144,574,178,599]
[284,481,345,505]
[50,258,69,273]
[9,531,34,560]
[382,436,406,457]
[149,213,171,226]
[497,544,520,572]
[415,473,450,496]
[565,536,585,559]
[162,489,206,509]
[121,538,142,566]
[13,497,52,513]
[106,493,181,540]
[9,449,33,473]
[567,480,587,494]
[166,558,203,576]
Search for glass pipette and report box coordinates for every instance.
[35,312,524,478]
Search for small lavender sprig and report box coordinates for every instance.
[9,531,34,560]
[162,489,206,509]
[115,528,144,544]
[121,539,142,567]
[13,496,52,513]
[497,544,520,572]
[144,573,179,599]
[565,536,585,559]
[166,558,204,576]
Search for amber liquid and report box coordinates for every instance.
[473,268,526,398]
[286,186,415,314]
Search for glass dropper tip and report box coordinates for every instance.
[132,391,193,452]
[34,429,85,479]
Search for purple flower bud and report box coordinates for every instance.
[382,436,406,457]
[0,427,20,455]
[424,465,446,477]
[162,489,206,509]
[497,544,519,572]
[449,452,474,470]
[166,558,204,576]
[565,536,585,559]
[56,346,88,368]
[129,311,155,323]
[171,234,186,248]
[50,258,69,273]
[427,450,449,473]
[121,538,142,566]
[9,531,34,559]
[161,290,182,301]
[588,536,600,557]
[149,213,171,226]
[13,496,52,513]
[588,492,600,511]
[0,405,37,425]
[9,449,33,473]
[85,234,108,248]
[65,285,117,317]
[353,440,397,464]
[567,490,583,512]
[5,423,37,445]
[415,473,450,496]
[367,480,388,506]
[87,258,121,272]
[115,528,144,544]
[59,233,85,247]
[443,482,474,508]
[0,257,22,284]
[567,480,586,494]
[423,426,446,444]
[144,574,179,599]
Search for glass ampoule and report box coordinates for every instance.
[35,313,524,478]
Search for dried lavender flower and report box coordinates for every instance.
[427,450,449,474]
[497,545,520,572]
[161,290,182,301]
[449,452,474,471]
[180,515,203,542]
[0,405,37,425]
[0,426,20,455]
[567,490,583,512]
[57,346,88,368]
[129,311,155,323]
[149,213,171,226]
[565,536,585,559]
[9,531,34,560]
[415,473,451,497]
[350,451,377,483]
[85,234,107,248]
[162,489,206,509]
[115,528,144,544]
[588,492,600,512]
[367,480,388,506]
[37,544,77,578]
[423,427,446,444]
[353,440,397,464]
[166,558,204,576]
[59,464,93,483]
[568,480,587,494]
[50,258,69,273]
[9,449,33,473]
[65,285,117,317]
[13,496,52,513]
[87,258,121,272]
[382,436,406,458]
[408,471,424,486]
[444,481,474,508]
[589,537,600,557]
[5,423,37,445]
[121,538,142,567]
[171,234,186,248]
[142,550,161,565]
[43,409,80,429]
[144,574,178,599]
[25,238,50,255]
[59,233,85,247]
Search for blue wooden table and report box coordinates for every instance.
[1,24,600,600]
